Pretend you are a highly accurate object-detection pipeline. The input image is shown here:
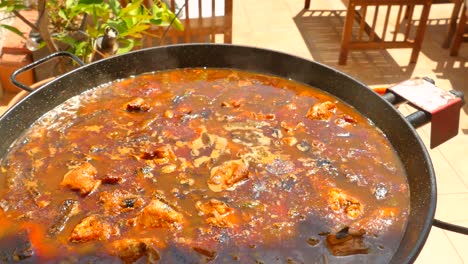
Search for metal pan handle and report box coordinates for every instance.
[10,51,85,92]
[382,89,464,129]
[379,77,464,149]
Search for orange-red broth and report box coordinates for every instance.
[0,69,408,263]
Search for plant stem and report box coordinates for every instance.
[37,0,59,54]
[12,10,39,31]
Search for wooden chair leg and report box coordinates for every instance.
[409,3,431,63]
[304,0,311,9]
[443,0,463,48]
[450,5,467,56]
[339,2,356,65]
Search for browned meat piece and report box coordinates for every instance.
[48,199,79,236]
[140,145,176,162]
[208,159,249,192]
[221,99,243,108]
[193,246,217,261]
[306,101,337,121]
[60,162,100,195]
[70,215,119,243]
[196,199,235,228]
[126,98,151,112]
[99,190,144,215]
[326,227,369,256]
[136,199,184,229]
[328,188,363,220]
[101,174,123,184]
[334,114,358,127]
[110,238,162,263]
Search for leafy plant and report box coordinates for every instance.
[0,0,183,63]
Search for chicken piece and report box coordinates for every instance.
[70,215,119,243]
[326,227,369,256]
[111,238,162,263]
[208,159,249,192]
[334,114,357,127]
[140,145,176,163]
[136,199,184,229]
[126,98,151,112]
[306,101,337,121]
[60,162,100,195]
[99,190,144,215]
[328,188,363,219]
[196,199,235,228]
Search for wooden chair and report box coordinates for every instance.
[304,0,432,65]
[144,0,233,46]
[450,1,467,55]
[437,0,465,48]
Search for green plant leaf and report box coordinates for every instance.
[0,24,25,39]
[117,38,134,54]
[58,9,68,20]
[168,13,184,31]
[56,34,79,46]
[107,20,127,35]
[77,0,103,4]
[5,4,23,12]
[109,0,121,16]
[65,0,77,9]
[121,0,143,14]
[149,18,162,25]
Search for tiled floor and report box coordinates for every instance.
[1,0,467,262]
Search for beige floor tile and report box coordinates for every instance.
[251,28,311,56]
[436,132,468,188]
[232,30,257,46]
[232,0,253,33]
[240,0,297,31]
[443,221,468,263]
[435,193,468,222]
[414,126,468,194]
[415,226,463,264]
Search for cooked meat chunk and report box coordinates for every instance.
[48,199,79,236]
[328,188,363,219]
[99,190,144,215]
[101,174,123,184]
[111,238,162,263]
[334,114,357,127]
[196,199,235,228]
[306,101,337,121]
[141,145,176,162]
[70,215,119,243]
[126,98,150,112]
[136,199,184,229]
[60,162,100,195]
[326,227,368,256]
[208,159,249,192]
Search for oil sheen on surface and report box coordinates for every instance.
[0,69,409,263]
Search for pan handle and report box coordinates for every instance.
[379,78,464,149]
[382,90,464,129]
[10,51,85,92]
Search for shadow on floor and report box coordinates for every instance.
[294,9,467,114]
[417,19,468,114]
[293,9,415,86]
